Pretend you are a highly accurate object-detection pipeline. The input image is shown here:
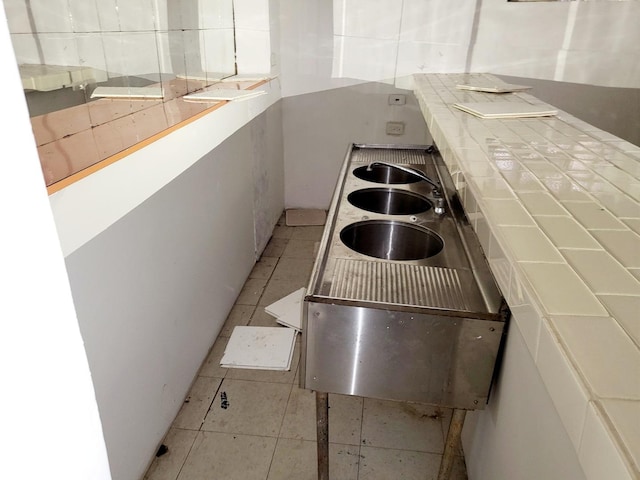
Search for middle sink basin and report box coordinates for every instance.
[347,188,432,215]
[340,220,444,261]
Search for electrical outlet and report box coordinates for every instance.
[386,121,405,136]
[388,94,406,105]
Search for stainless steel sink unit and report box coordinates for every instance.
[300,144,510,480]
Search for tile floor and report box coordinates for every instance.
[144,217,468,480]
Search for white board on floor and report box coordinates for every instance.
[221,326,296,371]
[265,288,306,332]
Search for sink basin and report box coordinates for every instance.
[340,220,444,260]
[353,165,421,184]
[347,188,432,215]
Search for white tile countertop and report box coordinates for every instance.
[414,73,639,479]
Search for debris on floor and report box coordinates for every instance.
[221,326,296,371]
[264,287,306,332]
[285,208,326,226]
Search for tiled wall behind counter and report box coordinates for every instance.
[414,73,640,479]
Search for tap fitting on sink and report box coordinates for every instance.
[365,161,445,214]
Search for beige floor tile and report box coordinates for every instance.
[270,257,315,283]
[259,279,308,307]
[249,256,279,280]
[177,431,276,480]
[144,428,198,480]
[173,376,222,430]
[236,277,269,305]
[282,239,319,259]
[202,379,292,437]
[262,237,289,257]
[361,399,445,454]
[267,439,359,480]
[358,446,440,480]
[219,304,255,337]
[198,337,229,378]
[280,388,363,445]
[271,225,294,239]
[291,225,325,241]
[227,339,300,384]
[249,308,282,328]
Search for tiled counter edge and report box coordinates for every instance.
[414,73,640,480]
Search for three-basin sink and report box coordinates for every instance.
[340,220,444,261]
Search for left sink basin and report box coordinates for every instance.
[340,220,444,261]
[347,188,432,215]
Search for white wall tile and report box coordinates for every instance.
[8,33,39,64]
[3,0,32,33]
[552,315,640,400]
[396,41,468,77]
[75,34,108,79]
[400,0,475,46]
[534,216,600,250]
[568,3,640,55]
[483,198,534,226]
[597,295,640,347]
[202,29,236,75]
[95,0,120,32]
[600,399,640,475]
[234,0,270,31]
[200,0,234,29]
[562,249,640,296]
[519,263,607,316]
[235,29,271,74]
[537,319,590,451]
[38,33,79,66]
[590,230,640,269]
[334,0,402,40]
[101,32,159,79]
[68,0,101,33]
[498,226,564,263]
[29,0,72,33]
[579,402,634,480]
[117,0,155,32]
[333,36,397,83]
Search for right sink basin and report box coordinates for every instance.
[339,220,444,261]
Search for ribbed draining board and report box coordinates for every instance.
[351,147,427,164]
[329,258,470,311]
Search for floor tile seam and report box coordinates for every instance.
[196,376,227,432]
[224,374,297,385]
[359,443,445,456]
[196,427,284,439]
[274,378,298,442]
[254,254,285,307]
[355,393,365,479]
[275,432,362,447]
[218,303,258,338]
[172,428,200,480]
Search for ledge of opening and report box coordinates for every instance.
[43,78,269,195]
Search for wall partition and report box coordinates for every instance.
[3,0,237,187]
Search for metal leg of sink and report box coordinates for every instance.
[437,408,466,480]
[316,391,329,480]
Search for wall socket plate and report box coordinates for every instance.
[388,94,406,105]
[386,121,405,135]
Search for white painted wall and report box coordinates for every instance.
[63,110,284,479]
[0,12,111,480]
[279,0,640,98]
[5,0,236,81]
